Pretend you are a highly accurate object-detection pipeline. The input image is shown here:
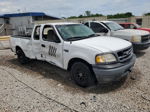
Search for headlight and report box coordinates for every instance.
[95,54,117,64]
[131,36,141,42]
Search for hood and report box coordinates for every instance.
[73,36,132,53]
[137,28,150,32]
[113,29,149,37]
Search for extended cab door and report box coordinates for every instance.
[32,25,43,60]
[41,25,63,68]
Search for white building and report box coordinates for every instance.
[0,12,60,36]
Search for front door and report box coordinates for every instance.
[41,25,63,68]
[90,22,107,36]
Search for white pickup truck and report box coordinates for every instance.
[84,21,150,51]
[10,22,136,87]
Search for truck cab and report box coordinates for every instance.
[10,23,136,87]
[84,21,150,51]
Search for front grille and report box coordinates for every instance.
[117,47,133,62]
[142,35,150,43]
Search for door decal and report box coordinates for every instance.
[48,45,57,57]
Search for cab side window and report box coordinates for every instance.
[33,26,40,40]
[90,22,105,33]
[125,24,130,29]
[121,24,130,29]
[42,25,60,42]
[130,24,136,29]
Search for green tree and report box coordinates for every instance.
[78,15,84,18]
[107,12,134,19]
[91,13,103,17]
[68,16,78,19]
[85,11,91,16]
[144,12,150,16]
[68,11,104,19]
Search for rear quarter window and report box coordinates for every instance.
[33,26,40,40]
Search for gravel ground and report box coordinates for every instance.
[0,47,150,112]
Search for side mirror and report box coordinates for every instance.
[53,34,61,43]
[48,30,61,43]
[100,28,109,33]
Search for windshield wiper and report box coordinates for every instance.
[66,36,86,41]
[86,34,97,38]
[115,28,124,31]
[66,34,97,41]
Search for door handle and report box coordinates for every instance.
[41,44,46,47]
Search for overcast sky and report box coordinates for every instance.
[0,0,150,17]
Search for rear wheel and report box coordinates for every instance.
[16,49,29,64]
[71,62,96,87]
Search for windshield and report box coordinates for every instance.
[56,24,96,41]
[104,22,124,31]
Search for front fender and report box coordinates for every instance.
[63,46,98,70]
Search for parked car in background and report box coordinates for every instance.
[119,23,150,33]
[84,21,150,51]
[10,22,135,87]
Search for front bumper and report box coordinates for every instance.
[92,55,136,83]
[133,41,150,51]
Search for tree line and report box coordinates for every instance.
[68,11,150,19]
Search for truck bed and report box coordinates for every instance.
[12,35,31,40]
[10,35,32,58]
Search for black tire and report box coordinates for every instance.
[71,62,96,87]
[16,49,29,64]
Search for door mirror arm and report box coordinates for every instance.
[53,35,61,43]
[54,39,61,43]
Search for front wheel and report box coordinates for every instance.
[16,49,30,64]
[71,62,96,87]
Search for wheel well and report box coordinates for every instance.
[67,58,92,71]
[67,58,97,83]
[16,46,22,52]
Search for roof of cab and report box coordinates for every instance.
[39,22,80,26]
[119,22,134,24]
[101,21,114,23]
[87,21,114,23]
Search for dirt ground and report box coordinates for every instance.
[0,47,150,112]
